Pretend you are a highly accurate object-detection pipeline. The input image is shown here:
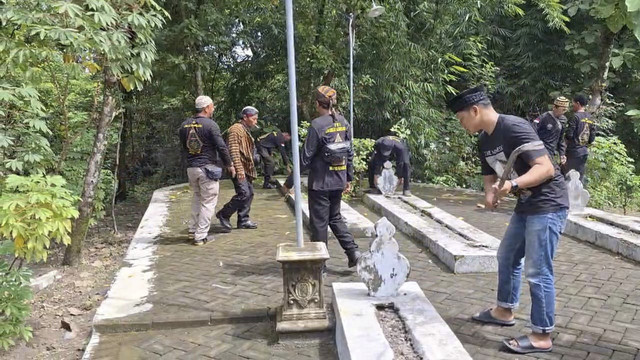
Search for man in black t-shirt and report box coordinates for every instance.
[256,131,291,189]
[564,94,596,184]
[447,86,569,355]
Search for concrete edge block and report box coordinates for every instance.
[401,196,501,249]
[567,214,640,262]
[333,282,472,360]
[363,194,497,273]
[332,283,393,360]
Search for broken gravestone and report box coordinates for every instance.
[356,217,410,297]
[376,161,398,196]
[566,170,589,213]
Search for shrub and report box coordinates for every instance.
[0,175,80,262]
[586,136,640,214]
[0,242,33,351]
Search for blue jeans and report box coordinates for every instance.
[496,209,568,333]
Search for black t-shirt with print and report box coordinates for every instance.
[479,115,569,215]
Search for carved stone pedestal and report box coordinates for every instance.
[276,242,330,333]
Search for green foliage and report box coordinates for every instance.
[0,175,80,262]
[0,84,54,176]
[0,259,33,351]
[586,136,640,213]
[350,138,375,196]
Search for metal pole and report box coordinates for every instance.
[349,14,355,142]
[285,0,304,247]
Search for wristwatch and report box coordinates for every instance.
[510,180,519,194]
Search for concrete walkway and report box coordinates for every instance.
[85,181,640,359]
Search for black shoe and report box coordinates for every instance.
[263,183,276,189]
[365,188,382,195]
[347,250,362,268]
[238,221,258,229]
[216,212,232,231]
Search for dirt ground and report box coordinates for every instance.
[0,198,148,360]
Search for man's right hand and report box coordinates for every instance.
[228,166,236,178]
[237,173,245,182]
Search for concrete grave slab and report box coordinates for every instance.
[565,208,640,262]
[333,282,472,360]
[364,193,498,273]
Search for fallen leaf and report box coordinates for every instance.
[458,217,464,220]
[91,260,103,267]
[476,203,485,209]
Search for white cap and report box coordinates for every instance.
[241,106,259,116]
[195,96,213,109]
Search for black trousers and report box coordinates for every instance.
[219,177,254,225]
[563,154,588,185]
[368,158,410,191]
[258,146,275,184]
[308,189,358,255]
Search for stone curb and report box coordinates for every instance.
[363,193,498,273]
[565,211,640,262]
[92,308,277,333]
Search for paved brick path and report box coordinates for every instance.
[87,181,640,359]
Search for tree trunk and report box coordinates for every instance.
[63,74,118,266]
[112,111,125,234]
[117,92,134,200]
[195,61,204,96]
[588,29,616,112]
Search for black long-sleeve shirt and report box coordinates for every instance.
[565,111,596,157]
[179,115,232,168]
[372,136,411,165]
[285,113,353,191]
[256,131,290,164]
[532,111,566,157]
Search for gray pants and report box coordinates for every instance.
[187,167,220,241]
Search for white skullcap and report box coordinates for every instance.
[241,106,259,116]
[195,95,213,109]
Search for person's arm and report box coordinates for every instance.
[209,122,232,168]
[479,146,498,208]
[493,122,555,201]
[300,125,319,170]
[483,174,499,209]
[279,144,290,165]
[557,120,567,163]
[566,114,577,142]
[345,124,354,185]
[228,126,245,180]
[283,126,318,190]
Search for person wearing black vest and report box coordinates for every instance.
[367,134,412,196]
[532,96,568,164]
[179,96,235,245]
[256,131,291,189]
[282,86,361,269]
[564,94,596,184]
